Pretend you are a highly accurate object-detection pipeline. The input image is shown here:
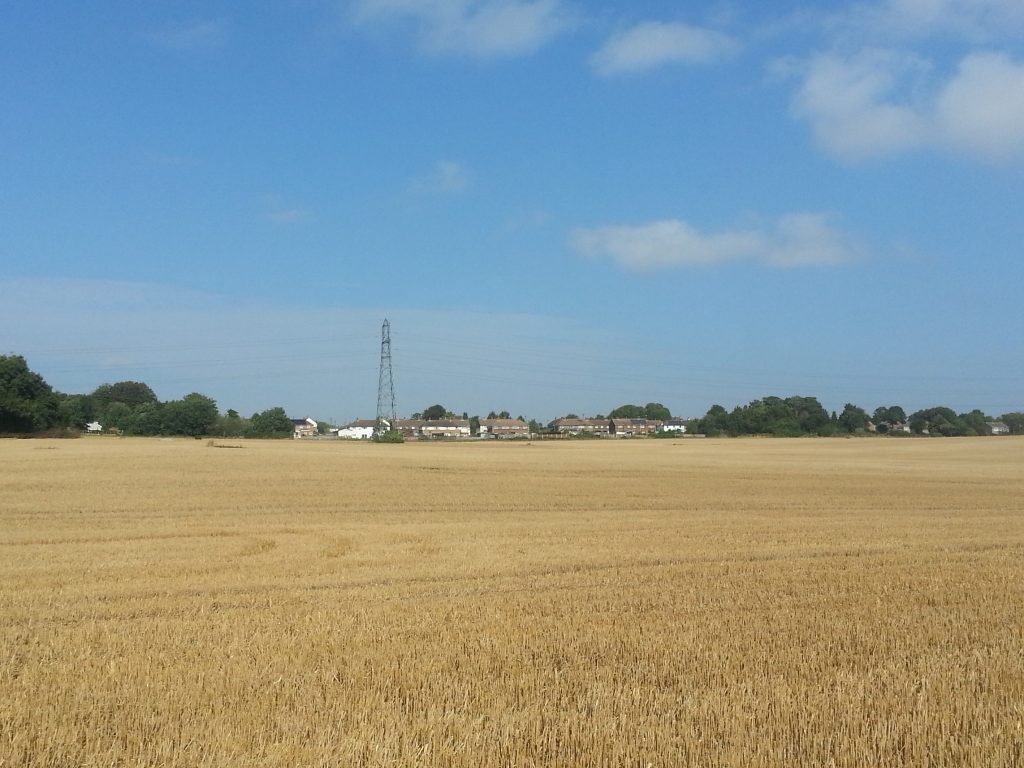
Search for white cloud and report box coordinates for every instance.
[790,48,1024,162]
[791,50,931,159]
[408,160,472,196]
[351,0,573,57]
[936,51,1024,160]
[591,21,738,76]
[764,213,864,268]
[838,0,1024,42]
[145,20,227,51]
[570,213,861,271]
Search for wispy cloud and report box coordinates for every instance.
[350,0,574,57]
[268,208,315,224]
[570,213,862,271]
[832,0,1024,43]
[0,278,614,422]
[591,21,738,76]
[790,49,1024,162]
[408,160,472,196]
[145,20,227,51]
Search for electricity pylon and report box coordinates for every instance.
[376,319,397,435]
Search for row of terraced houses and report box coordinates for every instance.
[308,415,689,440]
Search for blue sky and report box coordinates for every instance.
[2,0,1022,423]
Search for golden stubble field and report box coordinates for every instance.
[1,436,1022,767]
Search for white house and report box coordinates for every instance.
[657,418,687,434]
[85,421,103,434]
[336,419,376,440]
[419,419,471,439]
[987,421,1011,435]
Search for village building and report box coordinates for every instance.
[419,419,471,439]
[335,419,376,439]
[479,418,530,439]
[548,417,611,437]
[393,419,426,438]
[85,421,103,434]
[291,417,318,439]
[987,421,1011,435]
[657,418,688,434]
[610,418,660,437]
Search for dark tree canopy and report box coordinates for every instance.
[91,381,158,409]
[422,404,447,421]
[608,404,645,419]
[247,407,293,438]
[837,403,870,433]
[644,402,671,420]
[873,405,907,425]
[697,396,830,436]
[161,393,218,437]
[1000,412,1024,435]
[608,403,672,420]
[909,407,966,436]
[0,355,59,433]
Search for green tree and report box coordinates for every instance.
[469,415,480,435]
[161,393,218,437]
[699,404,729,436]
[909,407,966,436]
[528,419,542,434]
[873,405,907,425]
[102,401,134,431]
[0,355,60,433]
[215,409,247,437]
[246,407,293,438]
[837,403,870,433]
[609,404,645,419]
[959,409,990,436]
[92,381,158,409]
[644,402,671,420]
[57,394,96,429]
[423,404,447,421]
[127,402,164,435]
[999,412,1024,435]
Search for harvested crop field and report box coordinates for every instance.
[1,436,1022,767]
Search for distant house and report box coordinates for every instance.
[657,418,687,434]
[85,421,103,434]
[336,419,376,440]
[610,418,659,437]
[393,419,426,438]
[987,421,1011,435]
[419,419,471,439]
[291,417,318,439]
[548,418,610,437]
[479,418,530,439]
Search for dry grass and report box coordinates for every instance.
[1,436,1022,766]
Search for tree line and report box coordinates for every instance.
[0,355,296,438]
[3,354,1021,439]
[695,396,1023,437]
